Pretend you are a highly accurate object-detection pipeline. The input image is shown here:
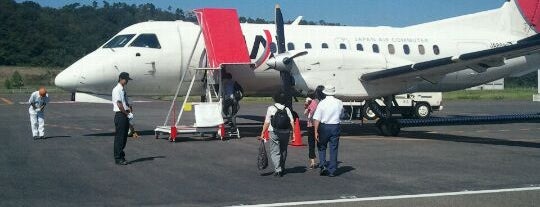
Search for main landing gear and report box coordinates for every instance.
[367,95,401,136]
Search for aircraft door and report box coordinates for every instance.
[128,33,163,93]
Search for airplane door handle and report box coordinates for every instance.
[136,53,141,57]
[145,61,156,75]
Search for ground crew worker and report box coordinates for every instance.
[112,72,133,165]
[28,86,49,140]
[313,85,343,177]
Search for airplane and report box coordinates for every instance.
[55,0,540,135]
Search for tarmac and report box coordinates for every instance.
[0,93,539,206]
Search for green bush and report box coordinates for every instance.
[4,79,12,89]
[10,71,24,88]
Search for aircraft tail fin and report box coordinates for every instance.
[515,0,540,34]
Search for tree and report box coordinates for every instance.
[0,0,344,69]
[4,79,12,89]
[10,71,24,88]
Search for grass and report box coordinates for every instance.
[0,85,64,94]
[443,88,537,101]
[0,66,62,91]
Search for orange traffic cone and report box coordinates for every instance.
[290,118,305,147]
[170,126,177,142]
[219,124,226,140]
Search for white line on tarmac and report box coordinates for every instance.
[19,101,76,104]
[19,100,153,104]
[229,186,540,207]
[340,137,427,141]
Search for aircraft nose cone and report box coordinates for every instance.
[55,66,78,92]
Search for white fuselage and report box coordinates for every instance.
[55,1,540,101]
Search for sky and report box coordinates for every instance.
[20,0,507,27]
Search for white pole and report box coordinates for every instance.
[162,29,202,126]
[534,69,540,102]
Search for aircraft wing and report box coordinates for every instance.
[360,34,540,84]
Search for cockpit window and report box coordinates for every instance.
[130,34,161,49]
[103,34,136,48]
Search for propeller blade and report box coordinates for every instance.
[289,51,308,59]
[275,4,286,54]
[274,4,293,109]
[283,51,308,65]
[279,72,293,107]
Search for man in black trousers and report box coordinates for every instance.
[112,72,133,165]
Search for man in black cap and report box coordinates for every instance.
[112,72,133,165]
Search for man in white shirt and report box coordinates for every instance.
[313,85,343,177]
[112,72,133,165]
[28,86,49,140]
[259,91,295,177]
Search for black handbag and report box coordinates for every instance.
[257,139,268,170]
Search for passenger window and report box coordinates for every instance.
[418,45,425,55]
[103,34,136,48]
[270,43,277,53]
[322,43,329,49]
[339,43,347,49]
[388,44,395,55]
[433,45,440,55]
[372,44,380,53]
[356,44,363,51]
[403,44,410,55]
[305,43,312,49]
[130,34,161,49]
[287,42,295,50]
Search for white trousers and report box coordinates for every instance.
[29,110,45,137]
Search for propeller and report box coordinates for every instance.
[266,4,308,109]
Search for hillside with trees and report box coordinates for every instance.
[0,0,337,68]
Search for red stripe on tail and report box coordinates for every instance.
[517,0,540,32]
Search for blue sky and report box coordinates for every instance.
[22,0,506,27]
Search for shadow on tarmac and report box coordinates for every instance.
[285,166,307,174]
[335,166,356,176]
[399,132,540,149]
[43,135,71,139]
[128,156,165,164]
[238,118,540,149]
[81,115,540,149]
[84,130,156,137]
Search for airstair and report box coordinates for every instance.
[154,8,254,141]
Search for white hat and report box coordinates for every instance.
[322,85,336,95]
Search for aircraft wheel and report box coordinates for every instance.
[376,119,400,136]
[363,106,378,120]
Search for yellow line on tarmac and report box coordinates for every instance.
[0,97,13,105]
